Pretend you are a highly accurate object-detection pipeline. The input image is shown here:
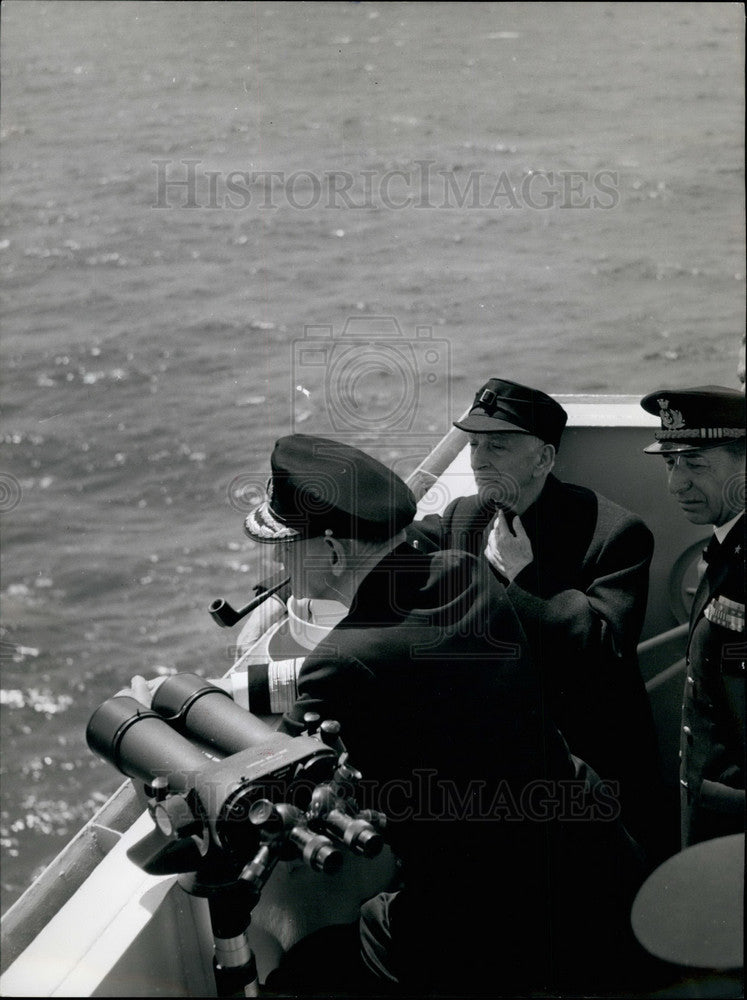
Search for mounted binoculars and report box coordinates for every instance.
[86,673,385,888]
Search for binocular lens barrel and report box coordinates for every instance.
[151,673,275,756]
[86,696,210,791]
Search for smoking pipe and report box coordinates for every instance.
[209,573,290,628]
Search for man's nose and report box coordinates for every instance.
[470,441,490,466]
[668,464,692,495]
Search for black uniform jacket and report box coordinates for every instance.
[279,543,647,993]
[408,474,662,855]
[681,514,746,847]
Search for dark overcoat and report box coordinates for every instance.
[408,474,663,856]
[278,543,648,994]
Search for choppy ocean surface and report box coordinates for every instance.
[0,1,744,916]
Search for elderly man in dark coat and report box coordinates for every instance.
[641,385,745,849]
[242,433,654,997]
[408,378,663,859]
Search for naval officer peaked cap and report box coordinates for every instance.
[244,434,417,543]
[453,378,568,450]
[640,385,746,454]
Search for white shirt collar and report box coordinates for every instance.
[714,510,744,545]
[286,596,348,651]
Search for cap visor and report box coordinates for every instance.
[453,416,532,434]
[643,438,739,455]
[244,501,302,543]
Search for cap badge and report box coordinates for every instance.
[658,399,686,430]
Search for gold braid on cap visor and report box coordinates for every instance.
[655,427,746,440]
[244,502,301,542]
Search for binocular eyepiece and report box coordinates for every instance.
[86,674,277,786]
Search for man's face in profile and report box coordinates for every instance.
[277,535,336,599]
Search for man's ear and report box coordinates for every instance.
[324,535,347,577]
[533,443,556,478]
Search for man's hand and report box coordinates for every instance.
[236,594,287,655]
[114,674,168,706]
[115,673,232,706]
[484,511,533,582]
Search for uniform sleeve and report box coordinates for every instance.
[277,653,374,737]
[506,516,654,672]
